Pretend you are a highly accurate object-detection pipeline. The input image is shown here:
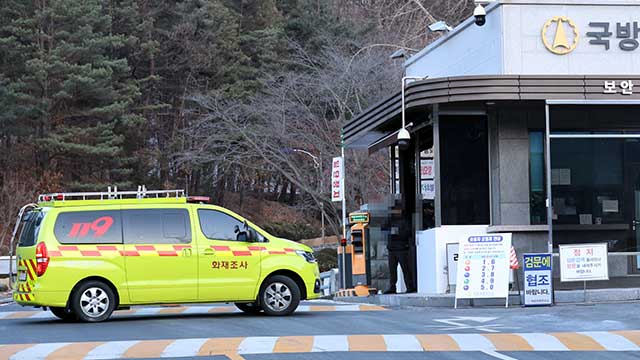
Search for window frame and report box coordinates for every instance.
[54,209,123,245]
[197,208,266,243]
[122,208,192,245]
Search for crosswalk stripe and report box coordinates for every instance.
[483,334,534,351]
[0,344,37,360]
[237,337,278,354]
[84,340,140,360]
[122,339,174,358]
[307,305,336,312]
[449,334,496,351]
[383,335,423,351]
[273,336,314,353]
[197,337,244,356]
[580,332,640,351]
[415,334,460,351]
[312,335,349,352]
[551,332,606,351]
[45,341,103,360]
[10,342,69,360]
[161,338,208,358]
[348,335,387,352]
[612,331,640,347]
[157,307,187,315]
[517,333,569,351]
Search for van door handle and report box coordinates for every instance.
[182,248,192,257]
[203,248,215,256]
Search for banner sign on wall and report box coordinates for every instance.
[331,157,344,202]
[523,253,553,306]
[455,233,512,308]
[559,243,609,282]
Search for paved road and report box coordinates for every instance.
[2,299,640,359]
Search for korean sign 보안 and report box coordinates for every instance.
[523,253,552,306]
[455,233,512,305]
[603,80,634,95]
[559,243,609,282]
[331,156,344,202]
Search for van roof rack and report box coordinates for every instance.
[38,186,186,203]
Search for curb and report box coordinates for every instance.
[334,287,640,307]
[0,297,13,304]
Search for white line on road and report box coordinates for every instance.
[383,335,423,351]
[312,335,349,352]
[580,331,640,351]
[84,340,140,360]
[517,333,569,351]
[449,334,496,351]
[161,338,208,358]
[10,342,69,360]
[481,350,520,360]
[237,336,278,354]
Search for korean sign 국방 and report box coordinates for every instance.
[455,233,512,305]
[587,22,640,52]
[559,243,609,282]
[331,156,344,202]
[523,253,553,306]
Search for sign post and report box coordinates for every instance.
[523,253,553,306]
[454,233,512,308]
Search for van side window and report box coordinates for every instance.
[198,209,246,241]
[54,211,122,244]
[19,211,46,247]
[123,209,191,244]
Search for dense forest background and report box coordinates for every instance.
[0,0,472,251]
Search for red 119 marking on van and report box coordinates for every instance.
[67,216,114,238]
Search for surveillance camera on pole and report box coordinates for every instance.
[428,21,452,33]
[397,128,411,150]
[473,4,487,26]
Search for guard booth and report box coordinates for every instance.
[338,212,373,293]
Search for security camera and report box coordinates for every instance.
[397,128,411,150]
[428,21,452,33]
[474,4,486,26]
[390,49,407,60]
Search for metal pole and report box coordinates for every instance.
[320,157,325,242]
[341,146,347,290]
[545,103,553,254]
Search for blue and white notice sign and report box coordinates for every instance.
[523,253,553,306]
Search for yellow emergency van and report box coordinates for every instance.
[11,188,320,322]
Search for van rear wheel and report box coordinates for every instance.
[235,302,263,314]
[259,275,300,316]
[70,281,116,323]
[49,306,77,322]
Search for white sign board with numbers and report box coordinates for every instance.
[454,233,512,308]
[559,243,609,282]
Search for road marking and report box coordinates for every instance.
[0,303,388,321]
[430,316,518,333]
[580,332,640,351]
[2,330,640,358]
[383,335,423,351]
[122,339,174,358]
[517,333,568,351]
[551,332,606,351]
[45,342,103,360]
[415,334,461,351]
[481,350,520,360]
[348,335,387,352]
[10,342,69,360]
[84,340,139,360]
[273,336,314,353]
[237,336,278,354]
[449,334,496,351]
[311,335,349,352]
[161,338,208,358]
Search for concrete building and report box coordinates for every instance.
[343,0,640,294]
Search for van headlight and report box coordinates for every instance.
[295,250,316,263]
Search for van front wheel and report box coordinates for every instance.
[259,275,300,316]
[70,281,115,322]
[235,302,263,314]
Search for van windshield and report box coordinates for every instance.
[18,210,45,247]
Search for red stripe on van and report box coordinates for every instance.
[119,250,140,256]
[248,246,266,251]
[135,245,155,251]
[268,251,286,255]
[80,250,101,257]
[232,251,252,257]
[284,248,295,252]
[27,260,36,280]
[212,246,231,251]
[173,245,191,251]
[58,245,79,251]
[158,251,178,256]
[97,245,117,251]
[49,251,63,257]
[24,294,31,301]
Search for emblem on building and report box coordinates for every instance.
[542,16,579,55]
